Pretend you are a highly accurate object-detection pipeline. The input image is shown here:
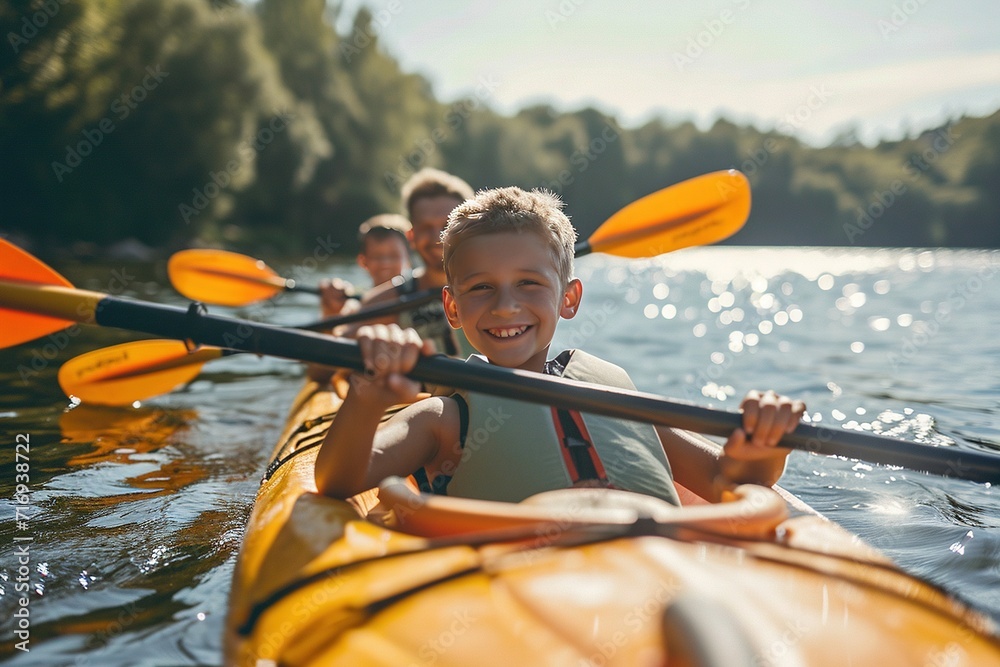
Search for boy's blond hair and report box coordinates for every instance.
[357,214,411,253]
[401,168,474,218]
[442,187,577,286]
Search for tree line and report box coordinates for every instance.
[2,0,998,257]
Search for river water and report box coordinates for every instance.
[1,247,998,665]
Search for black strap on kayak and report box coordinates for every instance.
[263,402,408,482]
[263,413,337,482]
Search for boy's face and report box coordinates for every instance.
[443,231,581,372]
[357,235,410,286]
[408,195,462,274]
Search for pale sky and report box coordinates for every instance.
[336,0,1000,146]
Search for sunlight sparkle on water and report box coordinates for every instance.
[869,497,911,516]
[78,571,98,590]
[950,531,974,556]
[660,247,900,282]
[868,317,891,331]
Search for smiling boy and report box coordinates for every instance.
[315,214,413,320]
[314,187,804,503]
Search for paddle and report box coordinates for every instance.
[168,248,333,306]
[168,170,751,308]
[2,241,999,483]
[57,340,235,405]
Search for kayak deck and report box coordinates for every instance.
[225,382,1000,666]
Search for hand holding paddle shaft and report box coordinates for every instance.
[1,240,999,483]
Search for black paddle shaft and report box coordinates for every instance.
[92,295,1000,484]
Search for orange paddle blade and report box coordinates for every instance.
[0,240,78,347]
[586,170,750,258]
[58,340,225,405]
[168,249,286,306]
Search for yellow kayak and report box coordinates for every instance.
[224,382,1000,666]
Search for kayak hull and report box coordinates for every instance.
[225,383,1000,666]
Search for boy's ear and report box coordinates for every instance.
[442,286,462,329]
[355,254,366,270]
[560,279,583,320]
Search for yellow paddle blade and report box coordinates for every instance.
[168,249,286,306]
[587,170,750,258]
[58,340,225,405]
[0,240,79,347]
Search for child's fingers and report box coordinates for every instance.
[743,389,796,448]
[724,427,748,458]
[396,327,423,372]
[786,399,806,432]
[747,390,779,447]
[357,324,425,381]
[761,401,794,447]
[740,390,762,434]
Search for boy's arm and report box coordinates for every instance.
[314,391,454,498]
[314,324,447,498]
[656,389,804,503]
